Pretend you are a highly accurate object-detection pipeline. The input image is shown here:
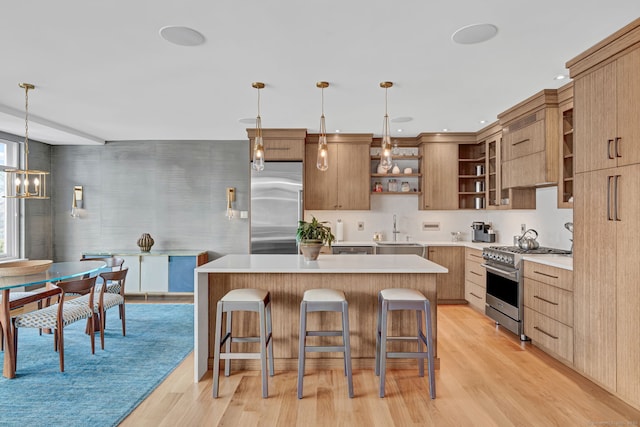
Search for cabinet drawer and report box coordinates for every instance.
[524,307,573,364]
[524,262,573,291]
[503,119,545,161]
[465,281,486,311]
[465,261,486,288]
[524,279,573,326]
[465,248,484,263]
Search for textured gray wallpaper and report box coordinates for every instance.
[50,140,250,261]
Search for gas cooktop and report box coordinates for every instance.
[487,246,572,255]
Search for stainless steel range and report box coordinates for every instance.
[481,246,571,340]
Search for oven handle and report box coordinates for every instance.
[481,263,519,281]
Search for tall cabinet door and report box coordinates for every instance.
[574,62,617,174]
[304,143,338,210]
[615,165,640,403]
[421,143,458,210]
[616,49,640,167]
[336,143,370,210]
[573,169,617,390]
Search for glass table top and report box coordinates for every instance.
[0,261,106,291]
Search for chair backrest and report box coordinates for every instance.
[81,256,125,270]
[57,276,97,307]
[99,268,128,296]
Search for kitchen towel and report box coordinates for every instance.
[336,219,344,242]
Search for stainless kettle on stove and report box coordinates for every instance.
[517,229,540,250]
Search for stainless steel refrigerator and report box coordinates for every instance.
[250,162,303,254]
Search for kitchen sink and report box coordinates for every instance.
[375,242,423,246]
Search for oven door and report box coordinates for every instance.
[483,265,520,321]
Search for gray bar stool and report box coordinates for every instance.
[297,288,353,399]
[212,288,274,398]
[375,288,435,399]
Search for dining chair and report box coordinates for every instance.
[69,268,128,349]
[0,290,57,351]
[12,276,97,373]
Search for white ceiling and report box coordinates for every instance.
[0,1,638,145]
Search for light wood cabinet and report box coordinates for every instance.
[464,248,486,311]
[304,134,371,210]
[427,246,465,304]
[458,142,486,209]
[247,128,306,161]
[420,142,459,210]
[370,139,422,196]
[523,261,574,365]
[498,90,560,189]
[568,18,640,408]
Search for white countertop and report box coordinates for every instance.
[331,240,491,251]
[196,254,448,274]
[523,254,573,270]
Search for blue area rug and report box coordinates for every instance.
[0,303,193,427]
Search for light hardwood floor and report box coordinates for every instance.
[121,305,640,426]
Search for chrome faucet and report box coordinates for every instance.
[392,214,400,242]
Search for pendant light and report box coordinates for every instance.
[380,81,393,171]
[251,82,265,172]
[4,83,49,199]
[316,81,329,171]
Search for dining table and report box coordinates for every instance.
[0,260,106,379]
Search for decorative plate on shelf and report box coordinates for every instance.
[0,260,53,277]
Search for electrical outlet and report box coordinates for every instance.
[521,223,526,233]
[357,221,364,231]
[422,222,440,231]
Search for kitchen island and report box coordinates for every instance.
[193,254,448,382]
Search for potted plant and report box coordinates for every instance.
[296,216,335,261]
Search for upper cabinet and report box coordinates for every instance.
[247,128,307,161]
[458,142,486,209]
[498,90,560,188]
[417,133,475,210]
[304,134,371,210]
[557,82,574,208]
[370,138,422,196]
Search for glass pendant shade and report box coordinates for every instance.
[316,81,330,171]
[251,82,265,172]
[379,82,394,171]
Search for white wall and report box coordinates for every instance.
[306,186,573,250]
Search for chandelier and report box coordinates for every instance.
[4,83,49,199]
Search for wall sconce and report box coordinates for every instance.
[226,187,236,219]
[71,185,83,218]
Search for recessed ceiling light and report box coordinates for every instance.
[554,74,568,80]
[159,26,205,46]
[479,120,487,124]
[238,118,255,124]
[452,23,498,45]
[391,116,413,123]
[335,129,341,133]
[442,128,449,132]
[397,129,404,133]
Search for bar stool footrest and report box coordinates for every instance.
[220,353,263,360]
[307,331,343,337]
[305,345,346,353]
[386,351,430,359]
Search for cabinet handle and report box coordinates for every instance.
[470,253,482,259]
[532,270,558,279]
[470,292,482,299]
[607,176,613,221]
[470,271,482,277]
[268,147,291,151]
[534,326,558,340]
[533,295,559,306]
[614,175,621,222]
[615,137,622,158]
[607,139,615,159]
[512,138,529,146]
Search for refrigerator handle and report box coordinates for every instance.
[297,190,304,223]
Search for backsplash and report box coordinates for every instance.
[306,186,573,250]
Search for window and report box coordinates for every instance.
[0,139,19,260]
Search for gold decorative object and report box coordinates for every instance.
[3,83,49,199]
[251,82,266,172]
[226,187,236,219]
[0,260,52,277]
[137,233,155,252]
[379,81,393,171]
[316,81,329,171]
